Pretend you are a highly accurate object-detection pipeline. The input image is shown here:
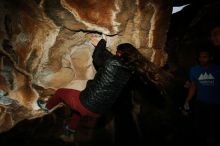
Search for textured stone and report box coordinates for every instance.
[0,0,172,133]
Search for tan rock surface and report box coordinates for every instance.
[0,0,172,133]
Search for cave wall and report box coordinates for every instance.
[0,0,172,133]
[167,1,220,73]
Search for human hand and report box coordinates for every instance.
[183,102,190,111]
[184,81,191,88]
[90,35,103,46]
[101,34,106,40]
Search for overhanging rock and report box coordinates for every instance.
[0,0,172,133]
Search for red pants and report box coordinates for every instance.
[46,88,99,130]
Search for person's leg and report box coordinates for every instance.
[193,102,204,145]
[206,105,220,146]
[48,88,100,143]
[67,95,100,130]
[67,114,81,130]
[61,97,100,143]
[44,88,81,142]
[46,88,99,129]
[46,88,80,110]
[194,102,210,145]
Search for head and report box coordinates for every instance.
[197,49,213,67]
[117,43,172,94]
[116,43,140,66]
[210,26,220,46]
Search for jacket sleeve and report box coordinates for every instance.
[92,39,113,70]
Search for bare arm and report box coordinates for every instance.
[185,81,196,103]
[184,81,196,110]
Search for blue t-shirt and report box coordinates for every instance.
[190,64,220,104]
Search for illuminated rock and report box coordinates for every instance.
[0,0,172,133]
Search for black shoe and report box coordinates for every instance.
[64,124,76,135]
[60,125,76,143]
[59,133,75,143]
[37,99,49,113]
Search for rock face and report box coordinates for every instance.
[0,0,172,133]
[167,1,220,72]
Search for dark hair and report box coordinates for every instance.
[196,43,214,57]
[117,43,172,92]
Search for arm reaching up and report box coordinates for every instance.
[92,39,113,70]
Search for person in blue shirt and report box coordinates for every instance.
[184,48,220,145]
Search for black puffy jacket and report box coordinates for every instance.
[79,39,131,114]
